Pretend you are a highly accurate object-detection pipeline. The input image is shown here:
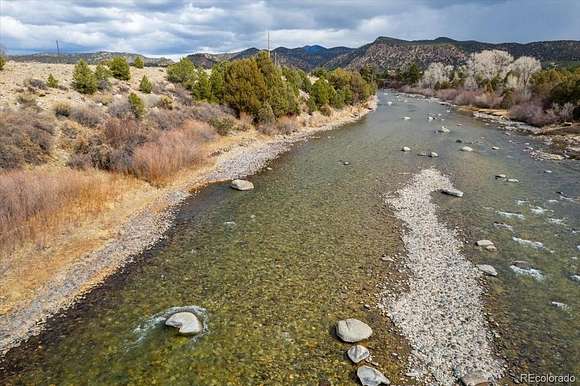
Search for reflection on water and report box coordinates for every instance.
[1,92,578,384]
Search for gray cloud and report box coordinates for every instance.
[1,0,579,58]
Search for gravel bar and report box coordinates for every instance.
[382,168,503,384]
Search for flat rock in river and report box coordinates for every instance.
[357,366,390,386]
[165,312,202,335]
[460,146,474,152]
[336,318,372,342]
[401,146,411,152]
[347,344,370,363]
[441,188,464,197]
[230,179,254,191]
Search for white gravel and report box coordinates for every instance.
[381,168,503,385]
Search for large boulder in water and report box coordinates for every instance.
[230,179,254,191]
[165,311,202,335]
[336,318,372,342]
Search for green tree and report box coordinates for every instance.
[223,58,268,117]
[167,58,196,85]
[108,56,131,80]
[47,73,59,88]
[72,59,97,94]
[400,63,422,85]
[310,79,333,107]
[95,64,112,90]
[257,103,275,125]
[133,56,144,69]
[128,92,145,119]
[306,95,318,113]
[139,75,152,93]
[0,55,6,71]
[192,69,212,101]
[209,61,228,103]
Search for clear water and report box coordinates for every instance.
[1,93,579,385]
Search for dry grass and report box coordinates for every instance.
[0,167,125,256]
[130,120,215,184]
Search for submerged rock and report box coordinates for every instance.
[402,116,411,120]
[347,344,370,363]
[477,264,498,277]
[230,179,254,191]
[336,319,372,342]
[438,127,450,133]
[165,312,202,335]
[343,161,351,165]
[461,372,490,386]
[429,152,439,158]
[495,174,507,179]
[357,366,390,386]
[491,146,500,150]
[401,146,411,152]
[507,178,519,183]
[460,146,474,152]
[441,188,464,198]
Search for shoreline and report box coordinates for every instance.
[0,96,378,356]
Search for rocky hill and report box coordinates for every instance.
[9,51,174,67]
[188,37,580,71]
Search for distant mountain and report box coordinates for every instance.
[9,51,174,67]
[188,37,580,71]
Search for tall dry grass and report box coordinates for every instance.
[0,168,126,257]
[130,120,215,184]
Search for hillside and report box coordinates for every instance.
[186,36,580,70]
[9,51,174,67]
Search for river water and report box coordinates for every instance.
[1,92,579,385]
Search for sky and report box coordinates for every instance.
[1,0,579,58]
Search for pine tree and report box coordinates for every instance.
[139,75,152,93]
[108,57,130,80]
[47,73,59,88]
[192,70,212,101]
[128,92,145,119]
[133,56,144,69]
[72,59,97,94]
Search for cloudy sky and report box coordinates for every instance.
[1,0,579,58]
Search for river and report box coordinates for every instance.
[1,92,578,385]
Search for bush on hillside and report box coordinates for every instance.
[108,57,131,80]
[47,74,59,88]
[139,75,153,93]
[167,58,196,84]
[95,64,112,90]
[70,104,105,127]
[128,93,145,119]
[133,56,144,69]
[72,59,97,94]
[0,55,5,71]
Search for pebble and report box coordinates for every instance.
[357,366,390,386]
[506,178,519,183]
[438,127,450,133]
[343,161,351,165]
[477,264,498,277]
[403,116,411,120]
[441,188,464,197]
[230,179,254,191]
[336,319,373,342]
[429,152,439,158]
[347,344,370,363]
[460,146,474,152]
[491,146,500,150]
[544,170,552,174]
[401,146,411,152]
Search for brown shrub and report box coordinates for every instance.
[147,108,190,131]
[0,110,55,169]
[25,78,47,90]
[16,93,38,109]
[54,102,72,117]
[0,168,123,254]
[130,121,213,184]
[108,97,133,118]
[509,100,560,127]
[435,88,460,101]
[70,104,105,127]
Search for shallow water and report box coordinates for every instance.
[1,93,579,384]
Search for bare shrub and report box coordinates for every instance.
[509,100,559,126]
[238,112,254,131]
[54,102,72,117]
[435,88,460,101]
[0,110,55,169]
[0,168,124,254]
[474,93,502,108]
[147,108,190,131]
[25,78,47,90]
[274,116,298,135]
[453,90,480,106]
[16,93,38,109]
[130,121,213,184]
[210,116,236,136]
[70,104,104,127]
[190,102,235,123]
[108,97,132,118]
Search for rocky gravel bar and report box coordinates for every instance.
[382,168,503,385]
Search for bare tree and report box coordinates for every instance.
[467,50,513,83]
[420,62,454,89]
[509,56,541,90]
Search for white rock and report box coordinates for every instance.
[347,345,370,363]
[476,240,494,247]
[428,116,434,121]
[477,264,498,277]
[441,188,464,198]
[570,274,580,283]
[165,312,202,335]
[491,146,500,150]
[357,366,390,386]
[402,116,411,120]
[461,372,489,386]
[544,170,552,174]
[401,146,411,152]
[495,174,507,179]
[230,179,254,191]
[387,101,393,106]
[507,178,519,183]
[429,152,439,158]
[438,126,450,133]
[460,146,474,152]
[485,245,497,252]
[336,319,372,342]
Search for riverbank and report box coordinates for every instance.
[0,95,378,356]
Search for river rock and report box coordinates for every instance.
[476,240,494,247]
[460,146,474,152]
[495,174,507,179]
[347,345,370,363]
[357,366,390,386]
[230,179,254,191]
[165,312,202,335]
[570,274,580,283]
[544,170,552,174]
[402,116,411,120]
[512,260,532,270]
[507,178,519,183]
[477,264,498,277]
[401,146,411,152]
[417,151,428,157]
[491,146,500,150]
[441,188,464,198]
[429,152,439,158]
[343,161,351,165]
[336,319,372,342]
[461,372,490,386]
[456,139,463,143]
[438,127,450,133]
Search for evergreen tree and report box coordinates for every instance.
[128,92,145,119]
[139,75,152,93]
[223,58,268,118]
[108,56,131,80]
[133,56,144,69]
[192,69,212,101]
[72,59,97,94]
[209,61,228,103]
[167,58,196,85]
[47,73,59,88]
